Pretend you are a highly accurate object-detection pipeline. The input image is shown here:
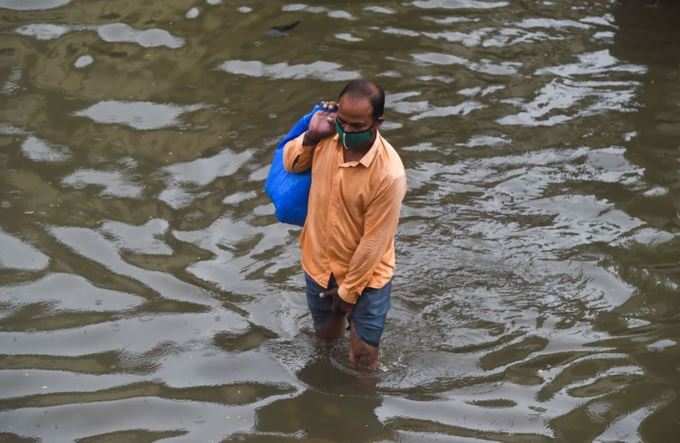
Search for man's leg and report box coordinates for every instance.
[348,281,392,370]
[319,311,346,340]
[349,323,379,369]
[305,273,346,340]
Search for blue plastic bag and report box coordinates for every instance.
[264,104,321,226]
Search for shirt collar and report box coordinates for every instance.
[333,130,382,168]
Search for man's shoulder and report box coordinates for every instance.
[377,135,406,179]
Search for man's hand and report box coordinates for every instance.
[321,287,354,314]
[304,101,338,146]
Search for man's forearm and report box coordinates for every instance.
[283,134,314,172]
[302,131,320,147]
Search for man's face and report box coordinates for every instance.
[336,95,376,133]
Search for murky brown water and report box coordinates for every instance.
[1,0,680,441]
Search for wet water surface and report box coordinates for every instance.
[1,0,680,441]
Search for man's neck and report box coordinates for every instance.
[343,147,370,163]
[341,133,377,163]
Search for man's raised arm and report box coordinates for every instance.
[283,133,317,173]
[283,101,338,173]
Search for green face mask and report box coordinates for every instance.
[335,119,375,152]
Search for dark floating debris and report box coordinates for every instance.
[266,20,301,37]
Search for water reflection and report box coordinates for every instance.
[21,135,71,162]
[74,101,205,131]
[1,0,680,441]
[412,52,521,75]
[0,228,49,271]
[218,60,360,82]
[73,54,94,68]
[160,147,251,208]
[0,273,144,313]
[63,168,143,199]
[248,356,389,441]
[412,1,509,10]
[16,22,185,48]
[0,0,70,10]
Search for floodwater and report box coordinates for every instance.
[1,0,679,441]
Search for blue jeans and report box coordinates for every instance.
[305,273,391,347]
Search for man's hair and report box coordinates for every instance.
[338,79,385,121]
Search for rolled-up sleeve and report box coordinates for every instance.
[283,133,314,173]
[338,175,407,304]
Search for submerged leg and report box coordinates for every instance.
[305,273,346,341]
[348,281,392,370]
[349,322,379,370]
[317,311,346,340]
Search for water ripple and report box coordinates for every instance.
[0,229,49,271]
[16,23,185,48]
[412,0,509,10]
[218,60,360,82]
[2,0,679,441]
[74,101,205,130]
[0,0,70,10]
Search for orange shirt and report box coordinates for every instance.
[283,130,406,304]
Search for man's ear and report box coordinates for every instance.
[375,117,384,128]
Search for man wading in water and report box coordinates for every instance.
[283,79,406,369]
